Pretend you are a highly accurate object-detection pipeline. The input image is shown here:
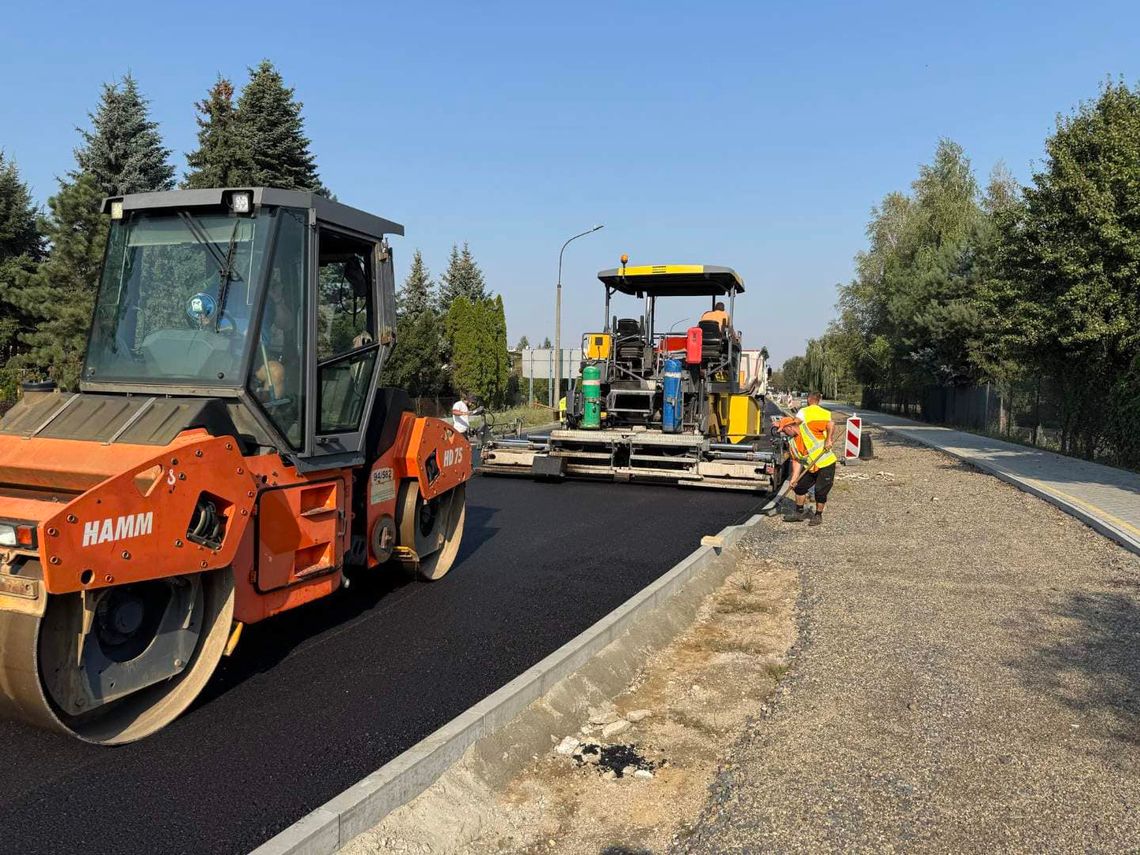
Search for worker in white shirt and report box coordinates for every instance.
[451,397,471,434]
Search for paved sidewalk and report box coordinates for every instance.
[848,409,1140,556]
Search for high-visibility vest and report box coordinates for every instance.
[798,404,833,441]
[791,415,837,471]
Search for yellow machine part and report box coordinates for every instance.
[718,394,761,443]
[585,333,612,360]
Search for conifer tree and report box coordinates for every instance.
[444,294,512,407]
[382,251,446,396]
[0,153,41,264]
[184,77,250,189]
[12,173,108,387]
[74,74,174,196]
[439,242,488,310]
[398,250,436,318]
[0,153,43,385]
[235,60,324,192]
[446,296,481,399]
[489,295,511,407]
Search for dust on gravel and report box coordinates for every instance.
[682,426,1140,853]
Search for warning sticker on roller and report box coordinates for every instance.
[370,467,396,505]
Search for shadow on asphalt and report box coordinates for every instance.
[455,502,500,561]
[194,568,415,708]
[195,503,502,710]
[1015,584,1140,743]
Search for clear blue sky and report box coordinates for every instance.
[2,0,1138,365]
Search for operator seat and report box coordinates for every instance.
[698,320,725,363]
[614,317,645,369]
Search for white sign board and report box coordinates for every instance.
[519,348,583,380]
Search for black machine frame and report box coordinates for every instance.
[573,264,748,433]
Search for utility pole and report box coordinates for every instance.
[527,350,534,405]
[554,225,604,411]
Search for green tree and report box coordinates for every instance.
[383,250,447,397]
[445,295,510,407]
[235,60,324,192]
[439,242,488,310]
[399,250,436,317]
[74,74,174,196]
[0,153,41,263]
[12,174,108,387]
[835,139,990,396]
[384,311,448,397]
[488,295,511,406]
[986,80,1140,461]
[184,77,251,189]
[0,152,43,396]
[781,355,808,390]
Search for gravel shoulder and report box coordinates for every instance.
[683,427,1140,852]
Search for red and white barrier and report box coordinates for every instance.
[844,414,862,460]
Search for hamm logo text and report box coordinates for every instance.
[82,512,154,547]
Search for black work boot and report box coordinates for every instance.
[783,506,807,523]
[808,511,823,527]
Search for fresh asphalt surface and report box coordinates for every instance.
[0,471,768,853]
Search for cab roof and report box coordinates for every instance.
[597,264,745,297]
[101,187,404,240]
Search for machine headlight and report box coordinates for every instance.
[231,191,252,214]
[0,522,36,548]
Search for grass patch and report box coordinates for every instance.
[764,662,790,681]
[478,404,558,433]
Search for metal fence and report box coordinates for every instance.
[863,379,1075,458]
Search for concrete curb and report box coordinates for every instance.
[251,511,765,855]
[867,420,1140,557]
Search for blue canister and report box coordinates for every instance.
[662,358,683,433]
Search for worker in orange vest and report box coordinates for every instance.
[774,391,838,526]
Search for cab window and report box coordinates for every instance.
[247,208,307,449]
[316,229,379,435]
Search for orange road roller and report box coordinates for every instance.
[0,188,471,744]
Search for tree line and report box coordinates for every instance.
[0,62,513,407]
[780,80,1140,469]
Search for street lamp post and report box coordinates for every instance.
[554,225,604,408]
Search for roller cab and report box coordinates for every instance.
[0,189,471,743]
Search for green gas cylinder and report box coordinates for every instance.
[581,364,602,429]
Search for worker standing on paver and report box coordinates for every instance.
[700,301,729,329]
[775,391,838,526]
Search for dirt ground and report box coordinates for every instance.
[346,423,1140,853]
